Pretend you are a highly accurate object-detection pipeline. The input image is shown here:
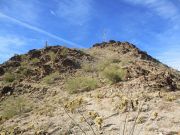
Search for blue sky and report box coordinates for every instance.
[0,0,180,70]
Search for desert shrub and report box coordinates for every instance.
[3,73,15,83]
[97,60,111,71]
[17,65,32,76]
[82,63,97,72]
[21,61,28,67]
[111,58,121,63]
[0,97,32,119]
[21,68,31,76]
[20,54,27,60]
[65,77,98,94]
[49,51,56,61]
[78,49,86,55]
[102,65,126,84]
[165,95,176,102]
[30,58,40,64]
[61,48,68,56]
[97,58,121,71]
[42,72,60,84]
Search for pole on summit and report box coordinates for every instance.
[45,41,48,48]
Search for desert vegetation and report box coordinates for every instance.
[65,76,98,93]
[42,72,60,84]
[3,72,16,83]
[102,64,126,83]
[0,96,33,120]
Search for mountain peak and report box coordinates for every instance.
[0,41,180,134]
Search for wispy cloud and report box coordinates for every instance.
[50,10,56,16]
[123,0,180,22]
[0,12,82,48]
[0,0,40,24]
[0,36,25,51]
[55,0,93,25]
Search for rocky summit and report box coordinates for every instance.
[0,41,180,135]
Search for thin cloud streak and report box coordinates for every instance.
[123,0,179,21]
[0,12,82,48]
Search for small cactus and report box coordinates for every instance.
[88,111,99,119]
[64,97,84,113]
[95,116,103,130]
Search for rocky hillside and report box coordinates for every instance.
[0,41,180,135]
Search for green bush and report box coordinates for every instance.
[0,97,32,119]
[3,73,15,83]
[21,68,32,76]
[96,57,122,72]
[17,66,31,76]
[42,72,60,84]
[97,60,111,71]
[65,77,98,94]
[102,65,126,84]
[30,58,40,64]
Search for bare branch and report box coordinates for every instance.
[78,109,97,135]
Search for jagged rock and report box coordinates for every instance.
[61,58,80,69]
[43,45,61,52]
[122,48,130,54]
[40,55,51,63]
[5,61,21,67]
[41,65,53,76]
[127,66,150,78]
[10,55,22,61]
[28,49,41,59]
[165,76,177,91]
[109,40,116,43]
[0,67,4,76]
[0,86,14,96]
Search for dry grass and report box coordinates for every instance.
[48,51,57,61]
[65,77,98,94]
[61,48,68,56]
[3,72,16,83]
[82,63,98,73]
[42,72,60,84]
[0,96,33,120]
